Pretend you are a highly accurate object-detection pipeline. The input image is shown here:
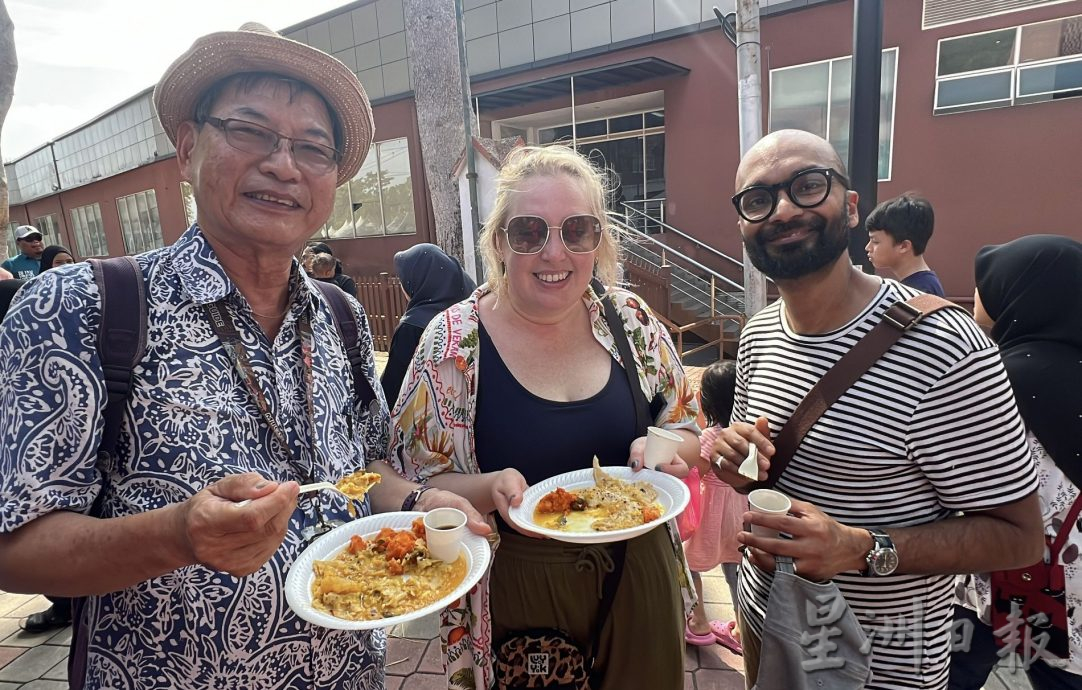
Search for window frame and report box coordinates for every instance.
[314,136,418,241]
[69,202,109,258]
[30,213,63,248]
[767,48,899,182]
[116,189,164,254]
[934,15,1082,115]
[923,0,1078,31]
[5,223,19,258]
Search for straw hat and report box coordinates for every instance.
[154,22,374,186]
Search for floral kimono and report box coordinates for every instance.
[388,283,699,690]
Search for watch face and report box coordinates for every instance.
[873,549,899,576]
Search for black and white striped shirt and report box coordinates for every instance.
[736,280,1037,689]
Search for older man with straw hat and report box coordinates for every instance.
[0,22,486,690]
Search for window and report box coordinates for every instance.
[31,214,64,247]
[536,110,666,145]
[769,49,898,180]
[935,15,1082,114]
[314,138,417,240]
[70,203,109,257]
[116,190,164,254]
[5,223,18,258]
[923,0,1074,30]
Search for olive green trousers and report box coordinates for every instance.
[491,525,685,690]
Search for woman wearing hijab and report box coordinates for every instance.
[951,235,1082,689]
[380,243,475,406]
[39,245,75,273]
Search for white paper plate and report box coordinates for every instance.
[507,467,690,544]
[285,511,490,630]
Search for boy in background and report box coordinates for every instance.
[865,194,945,296]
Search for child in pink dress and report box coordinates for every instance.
[684,361,746,653]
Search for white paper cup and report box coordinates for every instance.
[423,508,467,563]
[747,489,791,539]
[644,426,683,469]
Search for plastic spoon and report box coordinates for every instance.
[737,445,759,481]
[234,482,359,510]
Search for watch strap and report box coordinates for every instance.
[401,486,435,512]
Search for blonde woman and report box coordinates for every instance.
[389,146,700,690]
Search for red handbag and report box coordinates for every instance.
[990,495,1082,659]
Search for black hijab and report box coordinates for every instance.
[975,234,1082,484]
[395,244,476,329]
[39,245,73,273]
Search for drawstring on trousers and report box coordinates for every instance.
[575,545,615,598]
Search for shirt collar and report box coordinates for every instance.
[170,224,311,309]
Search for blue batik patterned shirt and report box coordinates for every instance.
[0,225,389,690]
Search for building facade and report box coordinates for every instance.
[6,0,1082,301]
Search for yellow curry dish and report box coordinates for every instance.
[311,518,468,621]
[534,458,663,532]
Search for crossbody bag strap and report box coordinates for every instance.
[587,539,628,684]
[733,294,961,492]
[1051,494,1082,560]
[591,278,651,437]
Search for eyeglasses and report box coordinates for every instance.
[200,116,341,176]
[502,214,604,255]
[731,167,849,223]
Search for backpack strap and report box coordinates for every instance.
[311,281,377,413]
[89,257,147,459]
[71,257,146,690]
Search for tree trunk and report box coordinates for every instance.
[402,0,469,263]
[0,0,16,231]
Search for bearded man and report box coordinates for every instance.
[711,130,1042,689]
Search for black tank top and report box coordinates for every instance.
[474,321,637,486]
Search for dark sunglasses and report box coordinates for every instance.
[502,214,603,255]
[731,167,850,223]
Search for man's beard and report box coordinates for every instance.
[742,213,851,281]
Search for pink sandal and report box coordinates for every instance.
[710,620,743,655]
[685,623,716,646]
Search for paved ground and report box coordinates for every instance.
[0,572,1035,689]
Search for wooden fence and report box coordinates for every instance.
[355,273,407,352]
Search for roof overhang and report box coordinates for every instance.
[475,57,689,112]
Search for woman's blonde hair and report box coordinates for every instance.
[480,145,619,297]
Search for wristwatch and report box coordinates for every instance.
[863,529,899,577]
[401,486,435,512]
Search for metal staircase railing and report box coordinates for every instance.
[610,212,745,317]
[610,211,747,361]
[618,202,745,273]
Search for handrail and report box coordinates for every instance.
[611,215,744,293]
[617,202,743,270]
[655,312,745,362]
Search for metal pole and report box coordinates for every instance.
[570,75,577,149]
[454,0,484,281]
[733,0,767,317]
[848,0,883,273]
